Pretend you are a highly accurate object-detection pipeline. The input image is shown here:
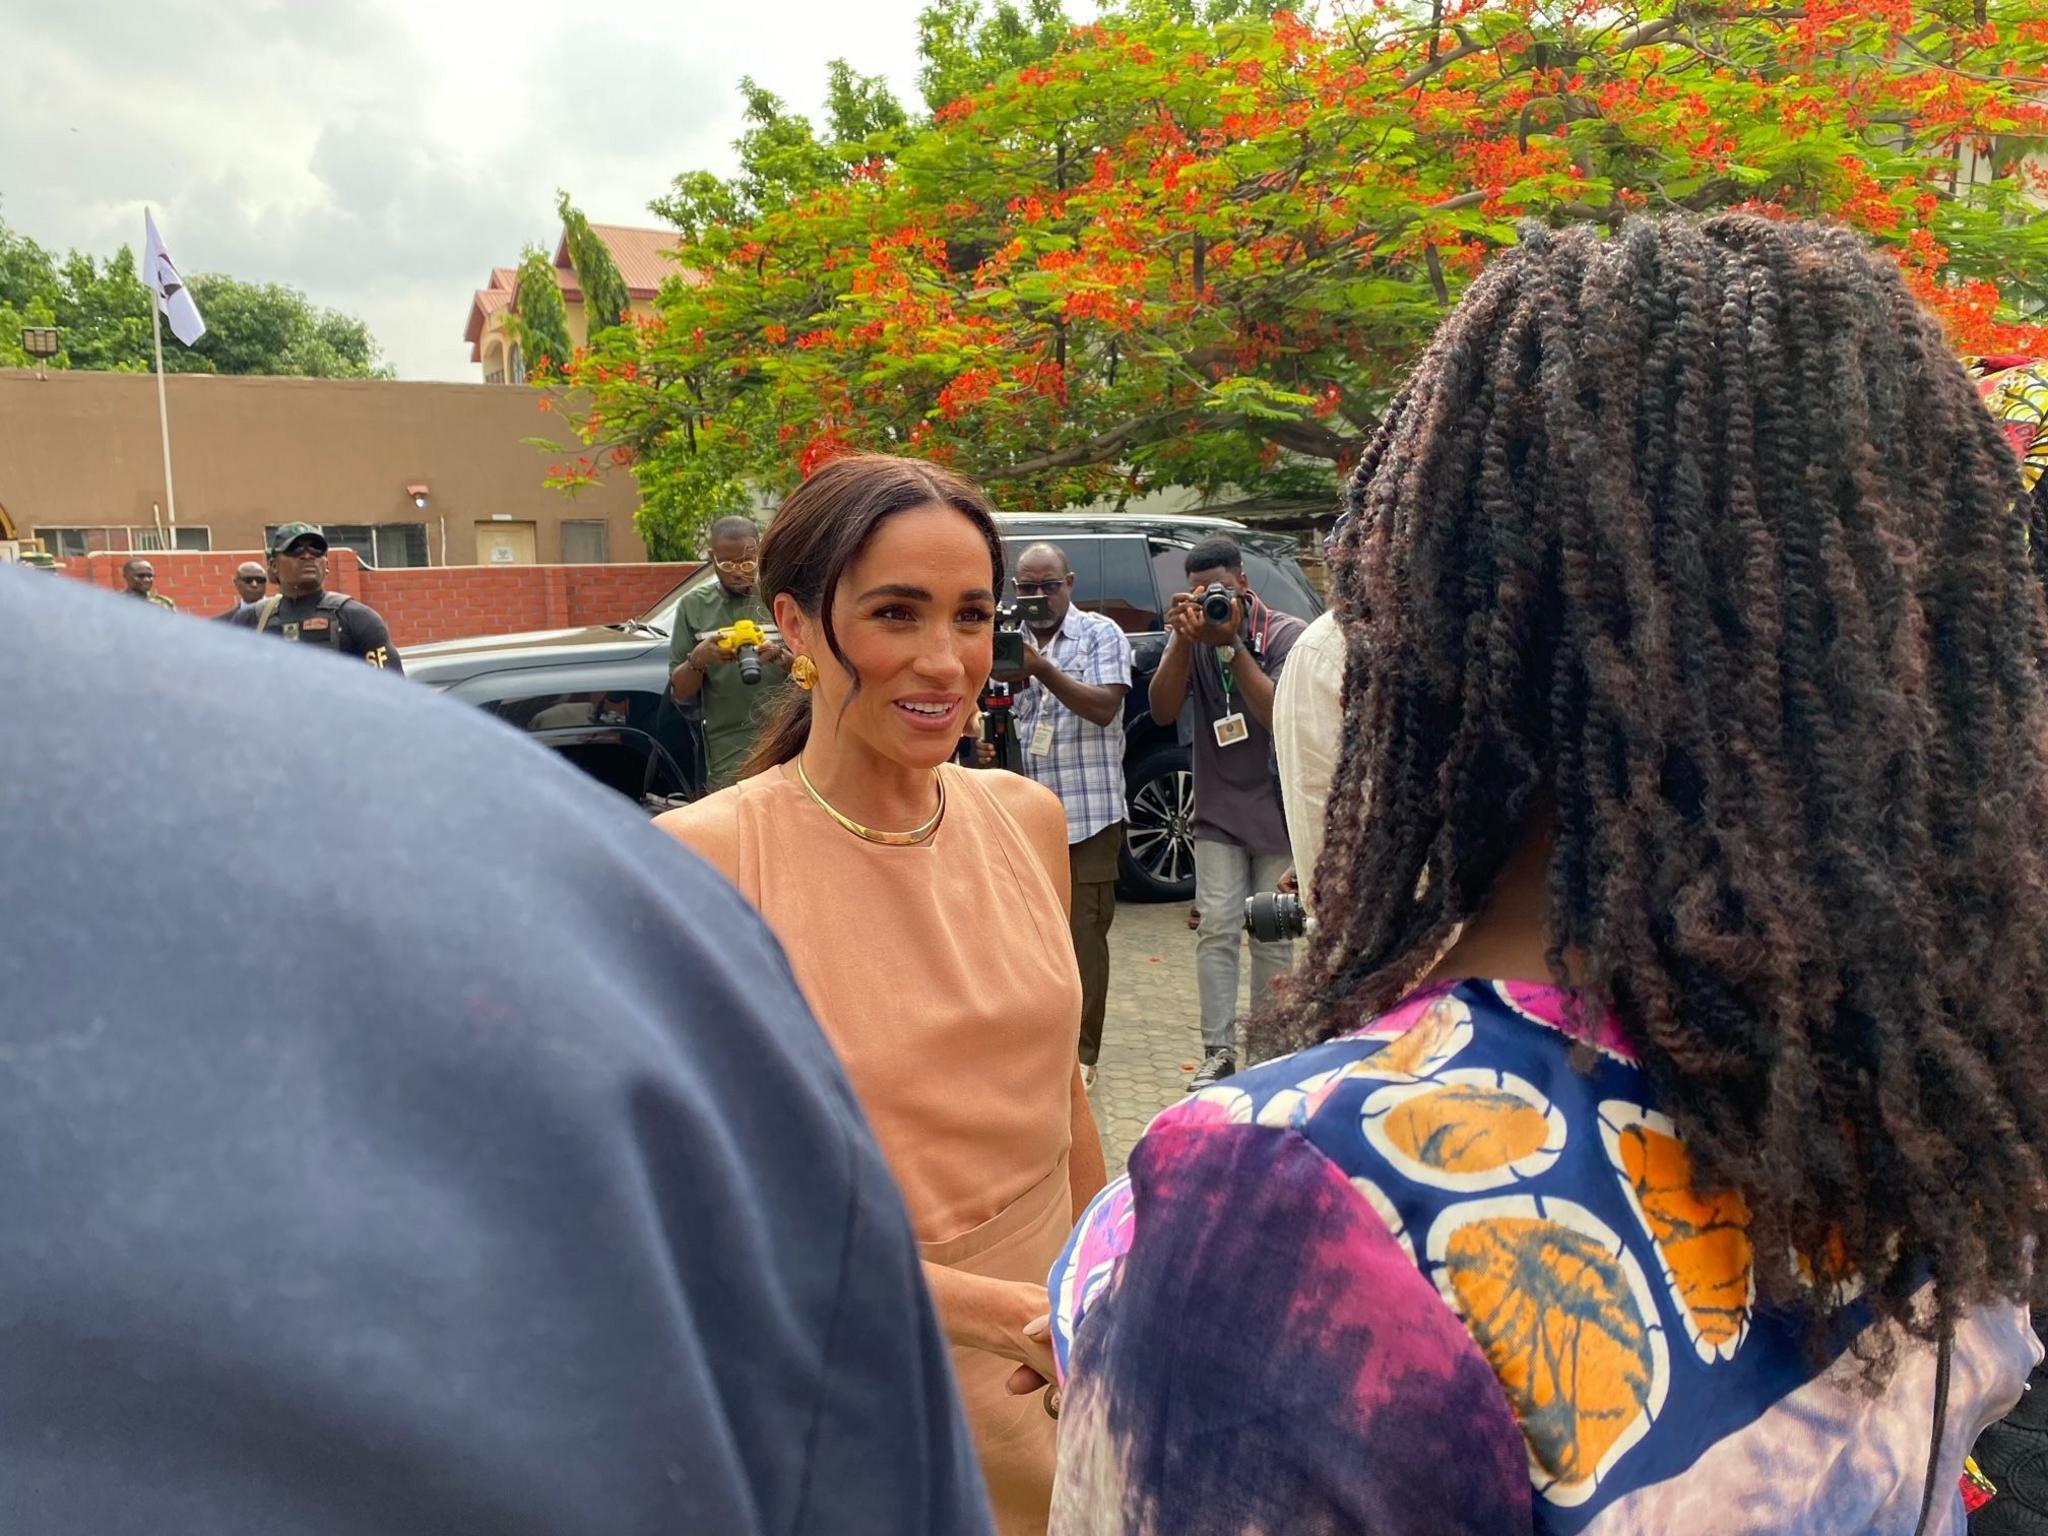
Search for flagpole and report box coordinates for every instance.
[151,275,178,549]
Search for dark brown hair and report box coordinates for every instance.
[741,453,1005,776]
[1266,214,2048,1346]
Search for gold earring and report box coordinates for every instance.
[790,655,817,691]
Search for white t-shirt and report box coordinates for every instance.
[1271,608,1345,911]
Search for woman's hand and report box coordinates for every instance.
[923,1266,1059,1392]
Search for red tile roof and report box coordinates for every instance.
[552,224,684,297]
[466,223,698,362]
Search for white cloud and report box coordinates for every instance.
[1,0,934,379]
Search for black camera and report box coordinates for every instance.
[1244,890,1308,943]
[991,593,1052,682]
[1200,581,1237,627]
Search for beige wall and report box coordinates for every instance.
[0,368,646,564]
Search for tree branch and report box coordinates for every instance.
[1399,34,1485,91]
[982,411,1187,479]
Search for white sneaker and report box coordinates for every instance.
[1080,1063,1097,1091]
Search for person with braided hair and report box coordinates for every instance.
[1044,215,2048,1536]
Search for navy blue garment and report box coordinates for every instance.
[0,570,993,1536]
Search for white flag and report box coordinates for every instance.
[143,209,206,347]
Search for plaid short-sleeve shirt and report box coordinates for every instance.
[1014,606,1134,846]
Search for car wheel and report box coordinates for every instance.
[1119,745,1197,902]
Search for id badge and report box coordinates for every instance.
[1028,720,1055,757]
[1213,711,1249,747]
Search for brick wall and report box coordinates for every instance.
[60,551,697,646]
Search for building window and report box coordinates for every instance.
[267,523,428,568]
[136,526,212,552]
[34,525,209,555]
[35,528,91,558]
[510,344,526,385]
[562,520,609,563]
[483,368,506,385]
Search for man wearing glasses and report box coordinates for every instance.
[1006,543,1133,1090]
[669,517,788,792]
[230,524,401,673]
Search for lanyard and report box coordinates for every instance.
[1214,593,1271,703]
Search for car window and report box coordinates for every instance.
[486,689,699,797]
[1241,549,1321,620]
[1097,537,1160,632]
[550,734,689,802]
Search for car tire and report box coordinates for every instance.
[1119,745,1197,902]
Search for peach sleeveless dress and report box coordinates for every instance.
[724,761,1079,1536]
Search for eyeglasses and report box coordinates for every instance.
[1012,579,1066,597]
[279,544,326,559]
[715,559,758,577]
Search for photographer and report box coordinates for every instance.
[1003,543,1133,1090]
[670,517,790,792]
[1147,536,1305,1090]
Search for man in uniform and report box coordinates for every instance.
[669,516,788,791]
[229,523,402,672]
[123,557,176,610]
[215,561,269,621]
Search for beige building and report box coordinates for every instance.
[0,368,646,566]
[464,223,687,385]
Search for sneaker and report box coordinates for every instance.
[1187,1050,1237,1092]
[1080,1063,1097,1092]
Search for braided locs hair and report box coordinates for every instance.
[1269,214,2048,1342]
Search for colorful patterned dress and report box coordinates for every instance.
[1047,979,2041,1535]
[1970,355,2048,498]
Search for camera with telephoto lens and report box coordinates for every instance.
[990,593,1052,683]
[1200,581,1237,628]
[1244,889,1309,943]
[701,619,779,686]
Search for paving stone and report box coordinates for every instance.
[1085,901,1260,1172]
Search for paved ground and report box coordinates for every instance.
[1088,899,1268,1172]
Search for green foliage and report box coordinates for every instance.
[555,191,633,336]
[508,245,573,377]
[916,0,1068,111]
[827,59,910,145]
[0,211,387,376]
[558,1,2048,555]
[184,275,386,377]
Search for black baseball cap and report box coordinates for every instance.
[269,522,328,555]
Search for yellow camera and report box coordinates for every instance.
[717,619,770,685]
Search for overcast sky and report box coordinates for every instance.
[2,0,937,380]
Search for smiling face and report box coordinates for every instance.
[775,501,997,772]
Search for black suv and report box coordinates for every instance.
[404,512,1322,901]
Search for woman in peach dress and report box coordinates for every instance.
[659,454,1106,1536]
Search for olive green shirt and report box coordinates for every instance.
[670,580,789,791]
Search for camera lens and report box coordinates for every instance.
[1201,583,1235,626]
[737,644,762,686]
[1243,890,1307,943]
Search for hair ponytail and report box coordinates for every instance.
[741,686,812,778]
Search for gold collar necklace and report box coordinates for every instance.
[794,757,945,846]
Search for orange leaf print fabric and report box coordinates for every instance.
[1362,1070,1566,1192]
[1599,1102,1754,1363]
[1429,1197,1669,1507]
